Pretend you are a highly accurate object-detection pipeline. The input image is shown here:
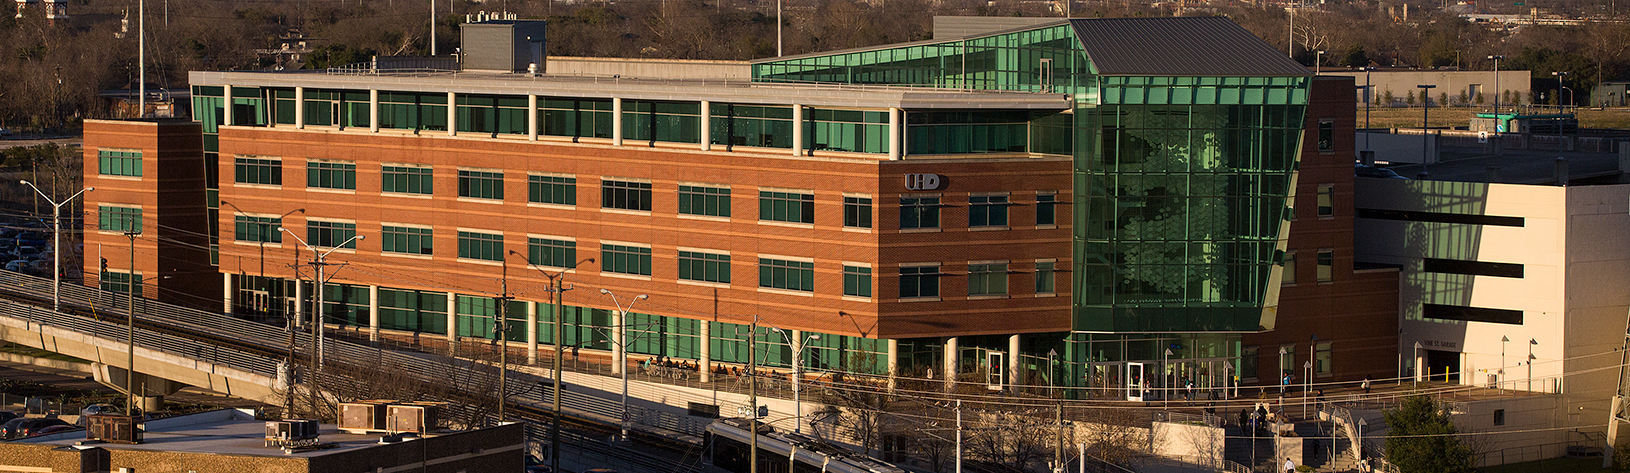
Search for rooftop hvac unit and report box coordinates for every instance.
[264,419,320,447]
[85,415,141,444]
[386,403,440,434]
[339,401,390,432]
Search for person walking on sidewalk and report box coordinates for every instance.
[1284,457,1296,473]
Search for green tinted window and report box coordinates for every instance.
[234,215,281,243]
[758,258,813,292]
[235,157,281,185]
[98,149,142,177]
[679,251,731,283]
[383,165,433,195]
[458,170,504,200]
[759,191,813,223]
[679,185,730,217]
[307,221,358,248]
[307,161,356,190]
[99,206,142,233]
[529,175,576,205]
[528,238,575,268]
[382,226,433,255]
[844,265,872,297]
[601,244,652,275]
[458,231,504,261]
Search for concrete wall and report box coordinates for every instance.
[546,56,749,80]
[1355,131,1438,165]
[1151,421,1224,463]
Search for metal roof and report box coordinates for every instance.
[1069,17,1312,77]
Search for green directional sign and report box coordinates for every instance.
[1513,2,1524,5]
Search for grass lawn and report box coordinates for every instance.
[1356,107,1630,130]
[1479,455,1603,473]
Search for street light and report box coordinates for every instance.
[1552,71,1572,108]
[1501,335,1510,392]
[518,254,593,473]
[1361,66,1376,154]
[1305,335,1317,418]
[1412,341,1423,390]
[598,288,648,441]
[18,180,91,312]
[1162,348,1173,408]
[1489,55,1504,156]
[1314,50,1325,75]
[278,226,363,420]
[1529,338,1538,391]
[771,327,820,434]
[1416,84,1437,178]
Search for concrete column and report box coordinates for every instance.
[791,104,803,156]
[527,94,539,141]
[699,320,712,383]
[1009,334,1022,388]
[294,86,305,129]
[700,100,711,151]
[887,338,899,392]
[526,302,538,365]
[612,97,624,146]
[888,107,902,160]
[446,92,457,137]
[222,273,234,314]
[447,292,459,357]
[611,308,624,375]
[944,336,958,392]
[368,285,380,342]
[369,89,380,133]
[222,84,234,126]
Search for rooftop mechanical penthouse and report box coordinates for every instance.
[82,16,1311,398]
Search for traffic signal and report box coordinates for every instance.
[99,257,107,274]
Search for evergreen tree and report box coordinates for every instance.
[1384,396,1474,473]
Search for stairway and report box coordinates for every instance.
[1223,423,1280,471]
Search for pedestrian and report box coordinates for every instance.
[1362,377,1371,394]
[1281,372,1291,395]
[1184,377,1195,400]
[571,344,580,360]
[1283,457,1295,473]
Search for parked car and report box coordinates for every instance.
[6,260,29,273]
[15,418,69,437]
[1355,164,1409,179]
[30,424,80,436]
[0,411,18,424]
[76,404,121,425]
[1,418,68,438]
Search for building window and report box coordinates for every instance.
[382,165,433,195]
[98,149,142,177]
[1241,346,1259,381]
[601,244,652,275]
[844,196,872,229]
[382,225,433,255]
[759,191,814,224]
[529,175,576,205]
[307,161,357,190]
[1317,120,1335,152]
[528,238,575,268]
[900,196,940,229]
[900,265,940,298]
[758,258,814,292]
[679,185,731,217]
[1036,261,1056,294]
[1493,409,1505,426]
[602,179,652,211]
[1283,251,1297,285]
[679,251,731,283]
[457,231,504,261]
[1317,249,1334,283]
[234,215,281,243]
[1315,341,1332,375]
[1036,193,1057,226]
[1317,184,1334,217]
[308,221,358,249]
[969,195,1010,227]
[844,265,872,297]
[99,206,142,233]
[968,263,1008,296]
[100,271,142,296]
[234,157,282,185]
[458,170,504,200]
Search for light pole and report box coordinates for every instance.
[1306,335,1317,418]
[598,288,648,441]
[123,224,139,416]
[771,327,820,434]
[1412,341,1423,390]
[1528,338,1538,391]
[1489,55,1504,156]
[496,256,514,425]
[1362,66,1375,153]
[1501,335,1510,392]
[1048,348,1058,399]
[1314,50,1325,75]
[1162,348,1173,408]
[18,180,91,312]
[1417,84,1437,178]
[518,254,593,473]
[278,226,363,420]
[1357,417,1368,460]
[1553,71,1571,108]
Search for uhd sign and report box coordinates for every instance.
[905,173,944,190]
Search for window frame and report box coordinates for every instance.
[382,164,434,195]
[457,169,505,200]
[1035,260,1056,294]
[233,215,282,243]
[843,264,873,298]
[381,224,434,255]
[527,237,576,269]
[679,184,731,218]
[1316,184,1334,218]
[899,264,941,299]
[1317,119,1336,152]
[1316,249,1334,283]
[968,194,1010,228]
[306,160,358,191]
[307,220,359,249]
[1036,192,1057,227]
[98,149,143,177]
[601,243,653,276]
[457,230,505,262]
[1315,341,1333,376]
[844,196,873,229]
[967,262,1009,297]
[99,205,143,233]
[1283,251,1298,285]
[602,179,653,212]
[759,189,815,224]
[234,157,282,186]
[900,195,941,230]
[678,250,732,284]
[758,257,815,292]
[528,174,577,206]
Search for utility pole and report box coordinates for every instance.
[519,253,593,473]
[496,261,511,424]
[278,227,363,421]
[19,180,91,312]
[737,317,762,473]
[124,224,139,416]
[955,399,963,473]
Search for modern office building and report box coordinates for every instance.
[81,16,1329,397]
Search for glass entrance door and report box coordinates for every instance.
[1127,362,1145,401]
